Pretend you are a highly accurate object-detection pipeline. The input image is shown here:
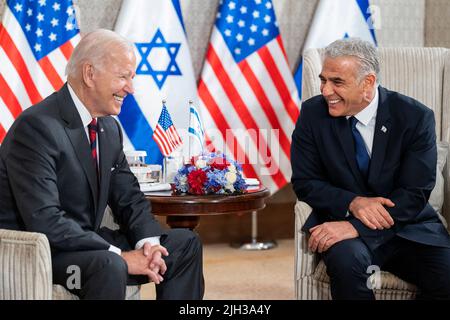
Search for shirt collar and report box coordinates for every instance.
[350,87,379,126]
[67,83,95,127]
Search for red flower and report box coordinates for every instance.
[187,169,207,195]
[209,157,229,170]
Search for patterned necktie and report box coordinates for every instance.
[87,118,98,175]
[349,116,370,179]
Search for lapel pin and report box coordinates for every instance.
[100,128,104,133]
[381,126,387,133]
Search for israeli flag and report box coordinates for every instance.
[188,101,205,156]
[294,0,377,98]
[114,0,199,165]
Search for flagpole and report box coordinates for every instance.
[162,99,167,182]
[188,100,193,161]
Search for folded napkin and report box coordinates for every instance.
[140,183,172,192]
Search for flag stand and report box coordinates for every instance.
[231,211,277,250]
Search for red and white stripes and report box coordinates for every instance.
[0,5,79,143]
[153,124,183,157]
[198,26,300,193]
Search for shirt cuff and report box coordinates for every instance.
[108,244,122,256]
[135,236,161,249]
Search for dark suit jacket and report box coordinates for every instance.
[0,83,166,254]
[291,86,450,251]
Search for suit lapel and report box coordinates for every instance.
[95,117,113,229]
[332,116,367,190]
[368,87,391,184]
[58,84,99,210]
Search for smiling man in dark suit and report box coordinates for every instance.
[291,38,450,300]
[0,29,203,300]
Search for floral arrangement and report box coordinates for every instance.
[172,153,247,195]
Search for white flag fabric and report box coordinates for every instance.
[295,0,377,97]
[303,0,376,50]
[114,0,199,164]
[188,102,205,156]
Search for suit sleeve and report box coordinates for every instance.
[385,108,437,222]
[6,115,111,252]
[291,105,358,220]
[107,120,166,247]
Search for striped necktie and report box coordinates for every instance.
[88,118,98,175]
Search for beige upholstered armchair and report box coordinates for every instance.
[295,47,450,300]
[0,208,141,299]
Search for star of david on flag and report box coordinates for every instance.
[153,102,182,157]
[135,29,181,90]
[115,0,199,165]
[0,0,80,143]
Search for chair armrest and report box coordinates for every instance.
[295,201,320,278]
[0,229,52,299]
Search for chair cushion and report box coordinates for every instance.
[429,141,449,227]
[312,260,417,292]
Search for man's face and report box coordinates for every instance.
[89,48,136,117]
[319,56,372,117]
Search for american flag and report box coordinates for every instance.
[153,103,183,157]
[0,0,80,143]
[198,0,300,193]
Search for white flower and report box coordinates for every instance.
[226,184,235,192]
[228,164,237,173]
[195,159,207,168]
[225,171,237,184]
[179,175,187,185]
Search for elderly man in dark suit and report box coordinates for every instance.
[291,38,450,300]
[0,29,203,300]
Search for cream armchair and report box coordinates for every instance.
[0,208,141,300]
[295,47,450,300]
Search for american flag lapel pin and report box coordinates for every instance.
[381,125,387,133]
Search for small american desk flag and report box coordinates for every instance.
[0,0,80,143]
[153,103,183,157]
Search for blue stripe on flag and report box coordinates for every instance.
[356,0,377,44]
[294,59,303,100]
[171,0,185,33]
[118,95,164,165]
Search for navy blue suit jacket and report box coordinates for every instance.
[0,84,166,254]
[291,86,450,251]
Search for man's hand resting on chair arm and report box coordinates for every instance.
[121,244,169,284]
[349,196,395,230]
[308,221,359,253]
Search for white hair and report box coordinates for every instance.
[65,29,134,77]
[323,38,380,83]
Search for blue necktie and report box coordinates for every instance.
[349,116,370,179]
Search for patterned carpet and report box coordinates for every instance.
[141,238,295,300]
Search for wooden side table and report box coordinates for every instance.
[145,186,270,230]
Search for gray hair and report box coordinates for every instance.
[65,29,134,77]
[323,38,380,84]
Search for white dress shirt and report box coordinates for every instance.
[67,84,160,255]
[346,87,379,157]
